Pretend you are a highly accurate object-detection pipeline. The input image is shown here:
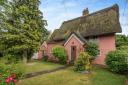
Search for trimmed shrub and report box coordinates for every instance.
[105,50,128,74]
[85,43,99,59]
[74,52,91,72]
[52,45,67,64]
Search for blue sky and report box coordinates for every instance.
[39,0,128,35]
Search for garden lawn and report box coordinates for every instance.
[17,67,90,85]
[0,58,63,74]
[91,66,126,85]
[17,65,126,85]
[17,61,63,74]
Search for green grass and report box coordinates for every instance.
[17,66,126,85]
[0,58,126,85]
[0,58,63,74]
[17,67,90,85]
[18,62,63,74]
[91,66,126,85]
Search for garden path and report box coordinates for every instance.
[23,65,70,79]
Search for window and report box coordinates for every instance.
[99,50,101,56]
[85,36,99,44]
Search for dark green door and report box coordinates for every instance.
[71,46,76,64]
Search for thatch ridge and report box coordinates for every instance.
[47,4,122,44]
[63,4,119,24]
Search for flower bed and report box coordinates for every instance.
[0,64,24,85]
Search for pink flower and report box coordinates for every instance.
[9,77,13,81]
[5,78,11,84]
[13,79,18,84]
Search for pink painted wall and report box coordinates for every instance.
[64,35,84,63]
[38,41,64,60]
[46,42,64,59]
[38,42,48,59]
[47,44,55,59]
[39,34,116,65]
[38,44,56,60]
[94,34,116,65]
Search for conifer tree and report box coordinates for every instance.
[0,0,48,62]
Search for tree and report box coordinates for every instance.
[0,0,48,62]
[0,0,11,57]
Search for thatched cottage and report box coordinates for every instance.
[38,4,122,65]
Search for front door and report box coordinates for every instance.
[71,46,76,63]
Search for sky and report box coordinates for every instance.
[39,0,128,35]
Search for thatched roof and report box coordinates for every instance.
[47,4,122,44]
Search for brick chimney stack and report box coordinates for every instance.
[83,8,89,16]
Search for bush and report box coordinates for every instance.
[105,50,128,74]
[4,54,19,64]
[52,45,67,64]
[117,46,128,51]
[74,52,91,72]
[85,43,99,59]
[0,64,24,85]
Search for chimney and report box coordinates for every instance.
[82,8,89,16]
